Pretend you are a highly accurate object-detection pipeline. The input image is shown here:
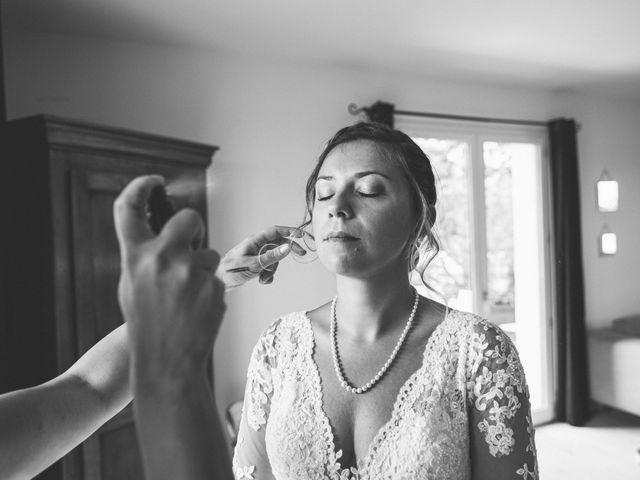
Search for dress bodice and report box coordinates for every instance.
[233,308,538,480]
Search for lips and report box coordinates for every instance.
[324,231,359,241]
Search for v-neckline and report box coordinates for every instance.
[301,306,453,475]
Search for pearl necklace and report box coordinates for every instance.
[330,290,420,394]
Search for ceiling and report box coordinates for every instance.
[4,0,640,97]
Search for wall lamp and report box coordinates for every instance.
[596,170,618,212]
[599,225,617,256]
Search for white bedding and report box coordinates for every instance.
[588,328,640,417]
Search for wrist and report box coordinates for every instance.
[131,356,209,395]
[216,271,236,293]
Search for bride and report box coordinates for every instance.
[232,122,538,480]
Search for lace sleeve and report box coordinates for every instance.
[233,321,280,480]
[466,321,539,480]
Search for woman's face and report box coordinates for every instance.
[311,140,417,278]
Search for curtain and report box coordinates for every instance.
[0,1,6,123]
[548,118,590,426]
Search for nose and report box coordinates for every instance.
[327,192,353,219]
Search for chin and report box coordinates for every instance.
[318,251,366,276]
[319,247,408,280]
[320,253,386,279]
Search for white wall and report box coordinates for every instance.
[552,91,640,327]
[5,29,640,420]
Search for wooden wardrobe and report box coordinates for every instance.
[0,114,216,479]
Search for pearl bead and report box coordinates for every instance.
[331,290,419,395]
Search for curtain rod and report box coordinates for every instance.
[348,102,549,128]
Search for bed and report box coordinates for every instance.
[588,315,640,418]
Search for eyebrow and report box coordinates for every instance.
[316,171,391,181]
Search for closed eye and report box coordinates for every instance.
[317,192,380,201]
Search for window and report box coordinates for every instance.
[400,117,555,425]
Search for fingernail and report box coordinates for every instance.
[292,243,306,255]
[279,244,290,254]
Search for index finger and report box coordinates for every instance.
[252,225,302,245]
[114,175,165,250]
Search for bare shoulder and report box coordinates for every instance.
[423,297,448,319]
[413,296,448,336]
[305,301,332,333]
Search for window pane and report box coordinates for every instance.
[483,141,548,413]
[483,141,515,316]
[412,138,472,310]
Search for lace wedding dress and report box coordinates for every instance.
[233,308,538,480]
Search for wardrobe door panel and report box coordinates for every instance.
[66,168,143,480]
[65,165,207,479]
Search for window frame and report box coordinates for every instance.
[397,117,556,425]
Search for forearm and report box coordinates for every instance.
[0,324,132,480]
[0,375,119,479]
[133,366,233,480]
[65,324,132,413]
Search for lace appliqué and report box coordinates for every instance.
[468,322,527,458]
[327,450,360,480]
[516,463,536,479]
[233,461,256,480]
[516,413,539,479]
[233,437,256,479]
[246,321,280,431]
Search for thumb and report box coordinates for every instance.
[114,175,164,251]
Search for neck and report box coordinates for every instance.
[333,268,416,344]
